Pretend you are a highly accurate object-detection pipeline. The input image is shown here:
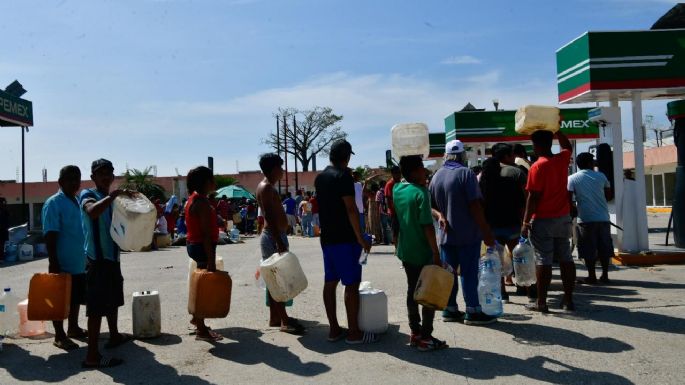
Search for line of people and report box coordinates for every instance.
[38,131,615,367]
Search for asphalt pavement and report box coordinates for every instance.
[1,236,684,385]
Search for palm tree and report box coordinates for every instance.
[120,167,167,202]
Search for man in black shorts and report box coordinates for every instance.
[41,165,88,350]
[80,159,134,368]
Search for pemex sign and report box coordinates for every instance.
[444,108,599,143]
[0,88,33,127]
[556,29,685,104]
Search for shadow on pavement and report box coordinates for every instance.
[297,325,634,384]
[581,304,685,335]
[0,343,79,383]
[1,340,212,384]
[209,327,330,377]
[490,322,634,352]
[134,333,183,346]
[600,279,685,290]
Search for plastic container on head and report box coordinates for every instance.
[514,105,560,135]
[391,123,430,159]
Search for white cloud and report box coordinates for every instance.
[441,55,482,65]
[0,71,571,181]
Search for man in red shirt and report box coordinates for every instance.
[521,130,575,313]
[384,166,401,244]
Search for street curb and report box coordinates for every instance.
[612,252,685,266]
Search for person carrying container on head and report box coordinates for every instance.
[521,131,576,313]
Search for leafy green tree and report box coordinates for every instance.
[121,167,166,202]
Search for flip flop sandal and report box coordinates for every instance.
[81,356,124,369]
[345,331,379,345]
[418,337,449,352]
[66,329,88,339]
[280,322,306,335]
[327,329,347,342]
[53,338,79,351]
[195,330,224,342]
[104,333,133,349]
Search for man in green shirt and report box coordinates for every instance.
[393,155,447,352]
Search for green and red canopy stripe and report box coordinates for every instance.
[556,30,685,104]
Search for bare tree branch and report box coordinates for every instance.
[263,106,346,171]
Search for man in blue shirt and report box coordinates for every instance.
[429,139,496,325]
[568,152,614,284]
[41,165,87,351]
[80,159,134,368]
[282,192,297,235]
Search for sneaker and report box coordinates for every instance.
[442,309,465,322]
[463,312,497,326]
[417,337,448,352]
[409,332,421,347]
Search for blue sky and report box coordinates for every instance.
[0,0,678,181]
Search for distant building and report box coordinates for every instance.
[623,137,677,207]
[0,170,323,229]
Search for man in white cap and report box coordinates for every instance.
[429,139,497,325]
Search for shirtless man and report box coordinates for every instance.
[256,153,305,335]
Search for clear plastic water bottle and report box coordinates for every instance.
[230,226,241,243]
[478,248,503,317]
[0,288,20,340]
[512,237,537,286]
[358,234,372,265]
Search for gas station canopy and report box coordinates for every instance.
[444,108,599,144]
[557,29,685,104]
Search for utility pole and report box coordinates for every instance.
[276,115,281,194]
[21,126,27,229]
[283,114,289,193]
[293,115,299,193]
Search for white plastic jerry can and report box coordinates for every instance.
[132,291,161,339]
[18,244,34,261]
[514,105,560,135]
[110,194,157,251]
[358,282,388,334]
[391,123,430,159]
[259,252,308,302]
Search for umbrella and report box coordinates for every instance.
[214,185,256,200]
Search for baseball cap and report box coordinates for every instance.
[91,158,114,173]
[330,139,355,157]
[445,139,465,155]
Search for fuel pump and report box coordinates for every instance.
[587,107,640,251]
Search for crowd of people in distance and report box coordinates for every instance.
[26,128,616,367]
